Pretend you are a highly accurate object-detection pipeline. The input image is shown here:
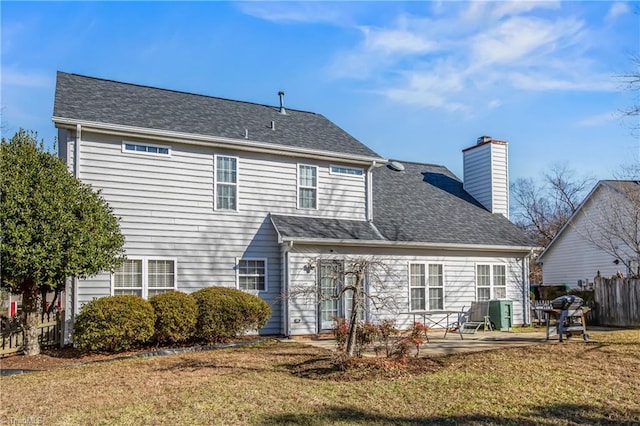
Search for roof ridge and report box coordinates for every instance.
[387,159,448,168]
[57,70,318,115]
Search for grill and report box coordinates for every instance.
[545,295,590,342]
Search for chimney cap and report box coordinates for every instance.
[477,135,492,144]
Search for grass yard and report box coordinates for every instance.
[1,329,639,425]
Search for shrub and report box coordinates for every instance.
[191,286,271,343]
[73,295,155,352]
[149,291,197,344]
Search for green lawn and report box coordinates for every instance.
[1,329,639,425]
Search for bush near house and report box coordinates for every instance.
[73,295,155,352]
[149,291,197,344]
[191,286,271,343]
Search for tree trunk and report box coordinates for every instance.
[345,277,363,357]
[345,294,359,357]
[22,276,41,356]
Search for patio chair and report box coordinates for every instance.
[460,301,493,334]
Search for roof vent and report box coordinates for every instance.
[270,121,275,130]
[477,135,492,144]
[244,129,249,139]
[388,161,405,172]
[278,91,286,115]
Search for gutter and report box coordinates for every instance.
[365,161,377,221]
[278,236,539,254]
[52,117,387,166]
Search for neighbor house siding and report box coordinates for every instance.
[286,245,526,335]
[70,131,369,335]
[541,187,632,288]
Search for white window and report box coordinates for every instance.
[112,258,177,298]
[409,263,445,311]
[476,264,507,301]
[237,259,267,291]
[122,141,170,156]
[330,165,364,177]
[215,155,238,210]
[298,164,317,209]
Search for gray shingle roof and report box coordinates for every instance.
[372,161,533,246]
[270,215,384,241]
[270,161,532,248]
[53,72,381,159]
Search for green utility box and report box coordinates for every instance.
[488,300,513,331]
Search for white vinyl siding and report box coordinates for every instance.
[113,258,177,298]
[298,164,317,209]
[215,155,238,211]
[237,258,267,291]
[463,141,509,218]
[287,248,528,335]
[122,141,170,156]
[476,264,506,301]
[409,263,444,311]
[69,132,368,336]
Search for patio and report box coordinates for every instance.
[287,329,549,357]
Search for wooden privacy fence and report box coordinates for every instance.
[1,311,62,356]
[594,277,640,327]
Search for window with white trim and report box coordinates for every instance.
[409,263,445,311]
[330,165,364,176]
[237,259,267,291]
[298,165,317,209]
[215,155,238,210]
[122,142,170,156]
[476,264,507,301]
[113,258,177,298]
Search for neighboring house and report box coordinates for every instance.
[537,180,640,288]
[53,72,535,340]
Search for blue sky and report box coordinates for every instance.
[1,1,638,183]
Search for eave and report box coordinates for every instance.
[279,236,538,254]
[52,117,387,165]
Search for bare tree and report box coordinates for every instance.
[288,255,401,357]
[618,54,640,131]
[511,163,594,282]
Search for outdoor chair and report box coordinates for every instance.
[460,301,493,334]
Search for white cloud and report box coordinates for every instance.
[1,68,52,89]
[606,2,630,22]
[362,27,435,55]
[575,112,619,127]
[470,17,584,67]
[243,1,627,113]
[236,2,354,26]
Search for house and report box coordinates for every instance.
[53,72,536,340]
[537,180,640,288]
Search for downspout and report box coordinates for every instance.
[68,124,82,344]
[522,249,533,325]
[281,241,293,337]
[366,161,377,221]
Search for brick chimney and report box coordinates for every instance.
[462,136,509,218]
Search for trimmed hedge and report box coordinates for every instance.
[73,295,155,352]
[191,286,271,343]
[149,291,197,344]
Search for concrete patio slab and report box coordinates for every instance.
[283,330,550,357]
